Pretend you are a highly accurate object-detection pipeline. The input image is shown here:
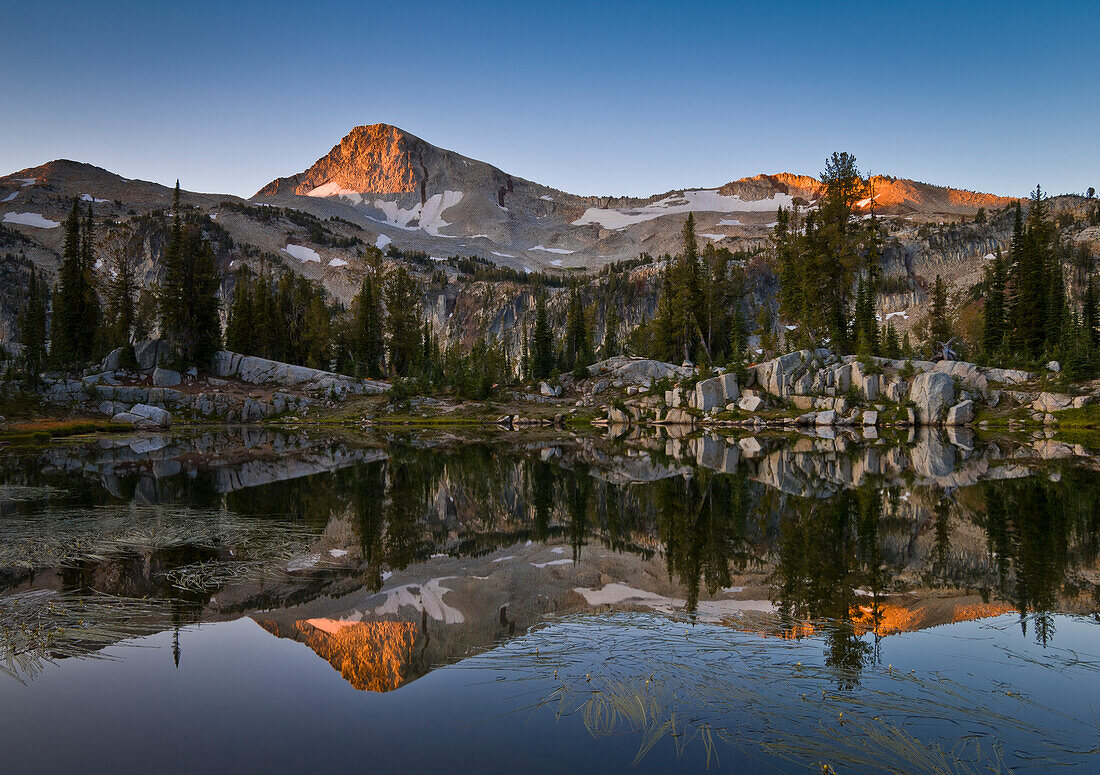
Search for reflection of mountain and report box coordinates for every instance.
[257,618,422,692]
[3,427,1100,686]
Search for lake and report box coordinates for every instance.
[2,426,1099,773]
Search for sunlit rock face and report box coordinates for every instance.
[257,124,420,197]
[257,618,421,692]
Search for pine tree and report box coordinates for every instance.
[102,225,140,353]
[225,271,255,353]
[1084,275,1099,346]
[352,270,384,378]
[602,304,620,358]
[158,182,222,367]
[982,250,1007,357]
[929,275,952,354]
[18,267,49,377]
[383,265,421,376]
[531,292,553,380]
[80,205,101,354]
[883,321,901,359]
[50,199,96,366]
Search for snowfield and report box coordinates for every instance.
[328,258,348,267]
[2,212,59,228]
[283,244,321,263]
[307,181,363,205]
[572,189,795,229]
[530,245,574,254]
[697,233,725,241]
[371,190,464,236]
[375,234,392,250]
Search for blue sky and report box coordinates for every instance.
[3,1,1097,198]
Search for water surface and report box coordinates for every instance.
[2,427,1099,773]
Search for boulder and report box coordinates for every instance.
[694,377,726,412]
[815,410,837,425]
[1033,392,1073,412]
[862,410,878,426]
[539,381,561,397]
[1047,361,1061,373]
[152,367,181,387]
[945,400,974,426]
[909,371,956,424]
[112,403,172,429]
[102,347,124,372]
[738,395,765,412]
[662,407,695,426]
[608,407,630,425]
[134,339,167,370]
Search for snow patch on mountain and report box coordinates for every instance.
[372,190,464,236]
[307,181,363,205]
[1,192,16,202]
[530,245,574,254]
[283,244,321,263]
[2,212,59,228]
[328,257,348,267]
[80,193,109,203]
[573,189,795,229]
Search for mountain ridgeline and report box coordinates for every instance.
[1,125,1098,385]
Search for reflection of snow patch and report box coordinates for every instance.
[2,212,59,228]
[375,234,391,250]
[287,554,321,572]
[574,583,775,618]
[530,245,574,254]
[573,189,795,229]
[329,548,348,558]
[492,555,516,563]
[531,558,573,568]
[550,547,566,554]
[283,244,321,263]
[374,577,464,624]
[307,182,363,205]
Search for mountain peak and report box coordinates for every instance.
[257,123,430,198]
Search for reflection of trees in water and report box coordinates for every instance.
[979,470,1100,644]
[769,488,886,686]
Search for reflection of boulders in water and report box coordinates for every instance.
[257,618,422,692]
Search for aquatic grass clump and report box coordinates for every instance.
[0,504,319,589]
[0,590,171,683]
[459,611,1100,773]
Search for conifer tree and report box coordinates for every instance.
[1084,275,1099,347]
[602,304,620,358]
[158,182,222,367]
[102,225,140,353]
[982,250,1007,357]
[18,267,49,376]
[50,199,97,366]
[351,269,384,378]
[531,292,553,380]
[225,271,255,354]
[929,275,952,354]
[383,265,421,376]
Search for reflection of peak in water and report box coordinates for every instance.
[256,618,422,692]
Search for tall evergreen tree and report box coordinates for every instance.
[929,275,952,354]
[158,182,222,367]
[102,225,140,353]
[531,292,553,380]
[18,267,49,376]
[982,249,1007,357]
[50,199,97,366]
[383,265,421,376]
[351,266,385,378]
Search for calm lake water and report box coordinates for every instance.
[2,426,1099,773]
